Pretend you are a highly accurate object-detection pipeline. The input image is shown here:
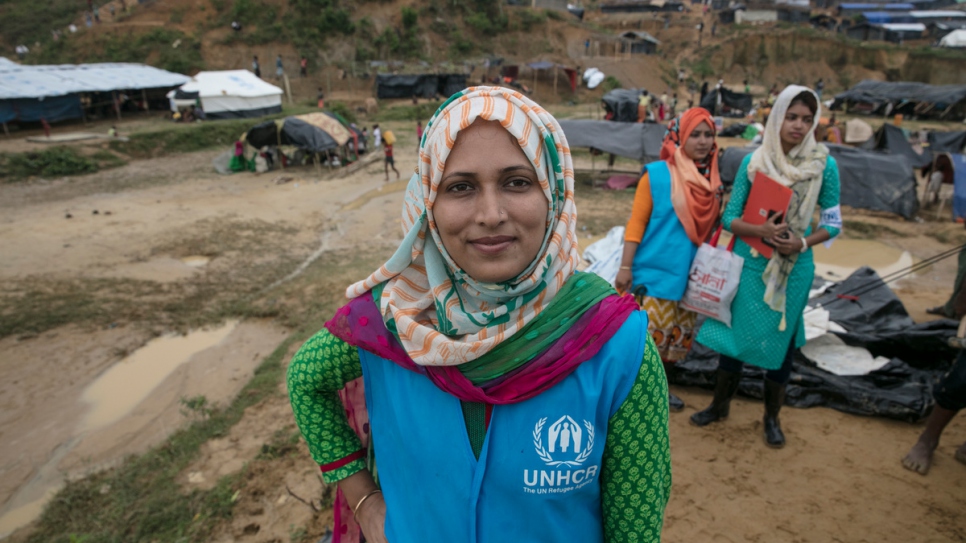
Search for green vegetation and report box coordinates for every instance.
[0,0,79,49]
[374,7,423,59]
[842,220,909,239]
[373,101,444,122]
[601,75,622,93]
[0,147,125,180]
[109,119,253,159]
[328,102,357,124]
[34,28,205,74]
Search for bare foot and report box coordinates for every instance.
[956,442,966,466]
[902,439,937,475]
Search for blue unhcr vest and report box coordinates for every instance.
[358,311,649,543]
[631,161,698,301]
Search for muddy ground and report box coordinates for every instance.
[1,115,965,542]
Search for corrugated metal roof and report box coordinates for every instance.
[0,62,189,100]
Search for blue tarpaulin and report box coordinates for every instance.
[952,154,966,221]
[0,94,83,123]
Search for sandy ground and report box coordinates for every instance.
[2,127,966,541]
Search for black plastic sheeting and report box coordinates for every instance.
[718,144,920,218]
[832,80,966,118]
[718,123,748,138]
[874,123,933,169]
[245,118,338,153]
[375,74,468,99]
[928,130,966,154]
[699,87,754,117]
[601,88,645,123]
[671,267,957,422]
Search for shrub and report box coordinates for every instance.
[1,147,97,179]
[601,76,622,92]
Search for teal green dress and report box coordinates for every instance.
[696,154,841,370]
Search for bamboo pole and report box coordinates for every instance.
[283,74,293,105]
[553,65,558,96]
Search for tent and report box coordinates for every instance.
[940,28,966,46]
[601,88,645,123]
[245,118,338,153]
[558,119,665,163]
[719,143,920,218]
[832,79,966,119]
[375,74,468,99]
[170,70,282,120]
[699,87,754,117]
[939,153,966,221]
[874,123,933,169]
[928,130,966,153]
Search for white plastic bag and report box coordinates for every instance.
[680,229,744,327]
[583,227,625,286]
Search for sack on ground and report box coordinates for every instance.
[680,242,744,327]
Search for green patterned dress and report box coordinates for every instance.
[288,328,672,541]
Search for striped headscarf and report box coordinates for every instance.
[346,87,579,367]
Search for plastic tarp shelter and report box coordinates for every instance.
[699,87,754,117]
[670,267,958,423]
[292,112,350,146]
[948,153,966,220]
[719,143,920,218]
[929,130,966,153]
[940,28,966,46]
[172,70,282,120]
[601,88,645,123]
[833,80,966,117]
[875,123,933,169]
[375,74,468,99]
[862,11,914,23]
[557,119,665,163]
[245,118,338,153]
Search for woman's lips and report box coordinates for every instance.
[469,236,515,255]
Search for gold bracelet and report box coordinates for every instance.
[619,266,631,270]
[352,489,382,517]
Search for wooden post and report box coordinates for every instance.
[326,70,332,102]
[141,88,148,111]
[2,122,8,138]
[113,91,122,120]
[533,68,537,96]
[553,65,558,96]
[283,74,293,105]
[314,153,322,179]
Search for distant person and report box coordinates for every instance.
[275,55,284,79]
[584,38,590,55]
[316,87,325,109]
[41,118,51,139]
[120,0,127,13]
[670,93,679,116]
[93,5,100,23]
[711,22,717,37]
[109,4,115,19]
[15,44,28,60]
[744,79,751,94]
[252,56,261,78]
[700,81,709,102]
[300,57,308,78]
[383,137,399,181]
[85,10,93,26]
[678,69,686,83]
[108,125,117,138]
[372,124,382,150]
[815,78,825,99]
[231,21,242,32]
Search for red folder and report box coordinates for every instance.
[740,172,793,259]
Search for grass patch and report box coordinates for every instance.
[0,147,97,180]
[372,101,444,122]
[843,220,909,239]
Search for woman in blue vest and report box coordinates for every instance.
[288,87,671,543]
[691,85,841,448]
[615,107,722,412]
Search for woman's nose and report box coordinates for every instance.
[477,191,506,226]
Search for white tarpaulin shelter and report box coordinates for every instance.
[168,70,282,120]
[940,29,966,47]
[0,62,189,99]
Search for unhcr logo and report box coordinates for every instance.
[524,415,599,495]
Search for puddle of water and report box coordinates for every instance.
[340,179,408,211]
[812,239,916,282]
[79,320,238,432]
[180,255,211,268]
[0,489,59,539]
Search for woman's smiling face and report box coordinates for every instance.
[433,119,549,284]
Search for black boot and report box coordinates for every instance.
[668,392,685,412]
[689,369,741,427]
[763,379,786,448]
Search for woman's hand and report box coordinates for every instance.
[758,212,788,240]
[772,234,803,256]
[356,493,389,543]
[615,268,633,294]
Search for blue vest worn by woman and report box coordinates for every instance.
[632,161,698,301]
[358,311,649,543]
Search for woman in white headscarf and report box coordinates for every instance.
[690,85,842,448]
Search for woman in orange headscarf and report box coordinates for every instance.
[615,107,722,411]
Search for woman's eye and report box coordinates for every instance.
[447,182,473,193]
[506,177,532,188]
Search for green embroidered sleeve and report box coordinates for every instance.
[602,334,671,543]
[287,327,366,484]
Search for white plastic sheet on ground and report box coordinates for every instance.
[801,333,891,376]
[582,226,624,286]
